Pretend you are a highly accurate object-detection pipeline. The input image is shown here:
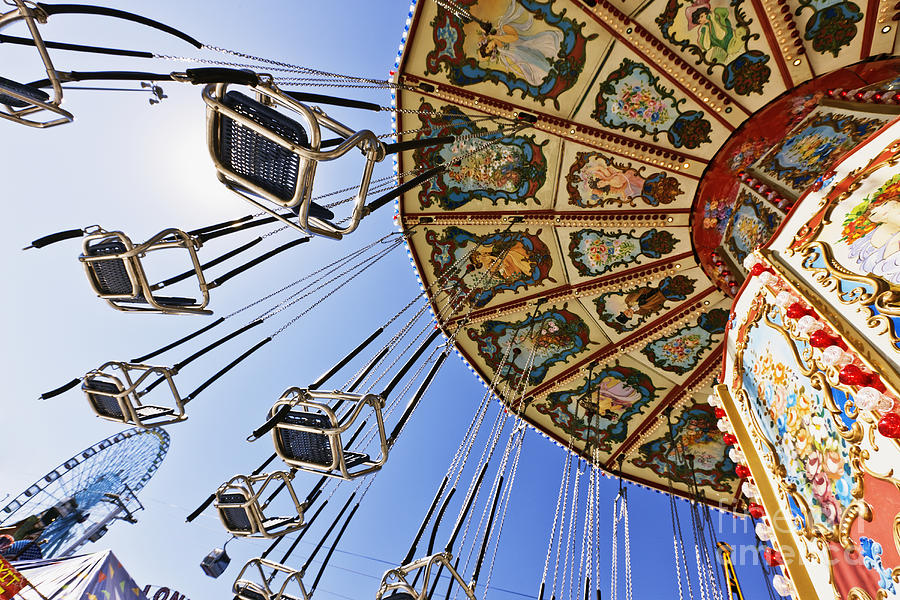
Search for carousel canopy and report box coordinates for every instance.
[393,0,900,509]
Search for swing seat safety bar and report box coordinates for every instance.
[377,552,476,600]
[79,227,211,315]
[215,471,306,539]
[202,79,385,240]
[234,557,310,600]
[270,387,387,480]
[82,361,186,428]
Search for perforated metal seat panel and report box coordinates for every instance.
[133,405,175,419]
[382,593,417,600]
[235,588,266,600]
[0,76,51,108]
[342,452,371,469]
[116,295,198,307]
[218,493,253,531]
[85,240,134,295]
[236,587,303,600]
[278,412,334,466]
[219,91,309,203]
[84,380,124,419]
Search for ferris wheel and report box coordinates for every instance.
[0,427,169,558]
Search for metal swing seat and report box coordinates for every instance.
[202,77,385,239]
[0,1,73,127]
[234,558,309,600]
[82,361,186,428]
[377,553,476,600]
[215,471,306,539]
[269,387,388,480]
[80,226,211,315]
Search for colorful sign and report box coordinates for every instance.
[0,556,29,600]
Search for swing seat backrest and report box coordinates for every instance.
[382,593,417,600]
[219,91,309,204]
[275,411,373,471]
[216,492,255,533]
[276,412,335,466]
[83,379,126,420]
[235,587,304,600]
[84,240,136,296]
[0,76,50,108]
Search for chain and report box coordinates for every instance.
[260,225,290,239]
[221,233,387,321]
[433,0,475,22]
[540,451,569,598]
[362,313,432,393]
[356,344,441,454]
[270,238,403,338]
[579,456,594,600]
[592,447,601,600]
[563,466,581,600]
[202,45,398,86]
[457,337,535,589]
[622,494,632,600]
[254,235,399,323]
[482,424,524,594]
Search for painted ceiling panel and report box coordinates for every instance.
[626,293,731,386]
[527,354,679,458]
[409,223,568,313]
[553,135,698,212]
[459,297,610,397]
[624,396,739,505]
[574,264,713,342]
[401,0,604,116]
[570,42,728,160]
[395,95,561,214]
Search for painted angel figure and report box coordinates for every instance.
[477,1,564,87]
[847,200,900,284]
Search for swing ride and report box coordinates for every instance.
[3,0,900,598]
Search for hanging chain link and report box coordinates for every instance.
[269,237,404,338]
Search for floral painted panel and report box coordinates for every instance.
[641,308,729,375]
[594,274,697,334]
[568,228,678,277]
[837,172,900,286]
[535,363,659,451]
[722,188,782,265]
[741,318,855,530]
[425,0,594,108]
[796,0,863,57]
[565,151,683,208]
[631,403,737,491]
[426,226,554,308]
[753,108,889,195]
[468,304,592,385]
[656,0,771,95]
[592,58,712,149]
[413,103,548,210]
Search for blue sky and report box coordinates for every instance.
[1,1,775,599]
